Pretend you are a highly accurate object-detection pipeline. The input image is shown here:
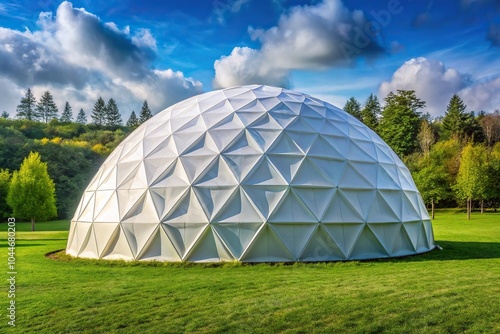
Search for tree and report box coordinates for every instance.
[139,100,153,124]
[485,143,500,210]
[60,102,73,122]
[91,97,106,126]
[440,95,484,142]
[360,94,380,131]
[412,153,450,220]
[76,108,87,124]
[16,88,38,121]
[417,119,435,156]
[379,90,425,157]
[480,110,500,147]
[7,152,57,231]
[454,143,488,219]
[343,97,362,121]
[0,169,11,219]
[126,111,139,128]
[442,94,468,140]
[104,98,122,126]
[36,91,59,123]
[1,111,9,119]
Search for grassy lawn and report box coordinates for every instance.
[0,210,499,333]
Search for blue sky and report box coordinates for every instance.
[0,0,499,120]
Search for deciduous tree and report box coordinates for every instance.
[7,152,57,230]
[454,143,488,219]
[417,119,435,156]
[0,169,11,219]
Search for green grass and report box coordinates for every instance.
[0,210,499,333]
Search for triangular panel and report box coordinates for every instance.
[241,225,294,262]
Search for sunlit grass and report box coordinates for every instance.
[0,210,499,333]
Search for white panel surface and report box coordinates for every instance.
[67,85,435,262]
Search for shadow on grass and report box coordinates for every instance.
[395,241,500,262]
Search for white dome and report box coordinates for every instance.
[67,85,435,262]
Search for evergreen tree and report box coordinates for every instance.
[16,88,38,121]
[463,111,486,143]
[60,101,73,122]
[91,97,106,126]
[360,94,380,131]
[105,98,122,126]
[126,111,139,128]
[379,90,426,157]
[441,94,469,140]
[343,97,362,120]
[36,91,59,123]
[139,100,153,124]
[76,108,87,124]
[1,111,9,119]
[7,152,57,231]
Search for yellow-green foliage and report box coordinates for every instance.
[7,152,57,226]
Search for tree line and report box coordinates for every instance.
[4,88,154,128]
[344,90,500,218]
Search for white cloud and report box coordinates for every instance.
[0,1,202,120]
[460,76,500,112]
[379,57,499,116]
[379,58,469,116]
[214,0,384,88]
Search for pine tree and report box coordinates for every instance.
[60,101,73,122]
[16,88,38,121]
[126,111,139,128]
[7,152,57,231]
[91,97,106,126]
[379,90,426,157]
[36,91,59,123]
[1,111,9,119]
[76,108,87,124]
[139,100,153,124]
[361,94,380,131]
[105,98,122,126]
[442,94,469,140]
[343,97,362,120]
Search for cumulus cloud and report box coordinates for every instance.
[0,1,202,118]
[380,58,468,115]
[214,0,385,88]
[379,57,499,116]
[459,76,500,112]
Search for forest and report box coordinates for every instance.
[0,88,499,221]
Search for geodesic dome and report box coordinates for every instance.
[66,85,435,262]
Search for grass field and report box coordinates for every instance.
[1,210,499,333]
